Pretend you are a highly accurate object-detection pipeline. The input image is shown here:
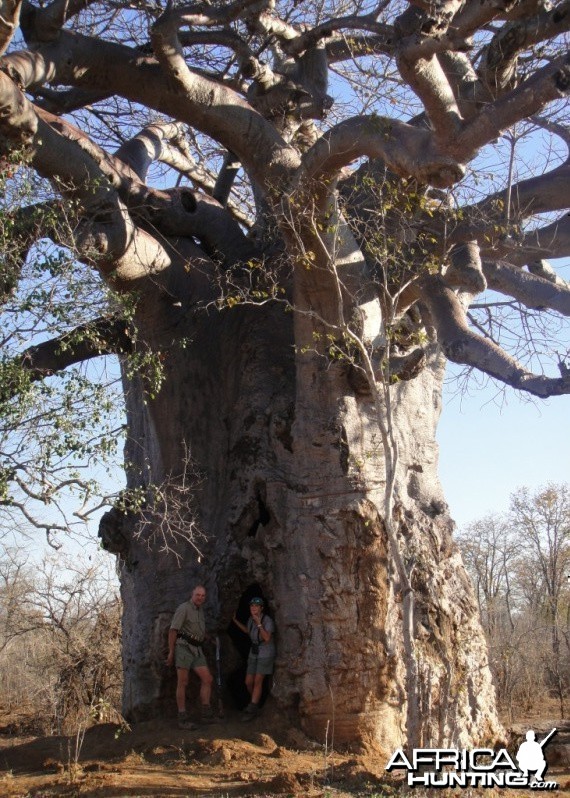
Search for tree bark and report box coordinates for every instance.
[100,279,503,750]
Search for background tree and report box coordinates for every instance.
[0,547,121,734]
[457,514,517,639]
[511,484,570,715]
[0,0,568,749]
[458,483,570,720]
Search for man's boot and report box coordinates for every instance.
[200,704,217,724]
[177,711,196,730]
[240,702,259,722]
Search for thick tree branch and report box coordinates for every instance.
[528,257,568,285]
[0,317,132,402]
[324,17,464,63]
[282,15,392,57]
[298,115,464,188]
[0,67,38,147]
[213,151,241,206]
[115,121,185,182]
[397,52,463,143]
[149,0,289,108]
[482,258,570,314]
[0,45,56,89]
[394,4,466,143]
[149,12,225,96]
[250,10,299,42]
[30,0,96,41]
[443,241,487,294]
[150,2,274,97]
[144,136,253,227]
[22,317,131,368]
[453,0,550,40]
[478,1,570,96]
[0,73,182,292]
[31,112,255,265]
[0,77,253,272]
[33,85,110,115]
[73,199,173,290]
[451,162,570,246]
[0,0,22,56]
[3,33,299,190]
[0,86,132,215]
[482,214,570,264]
[451,54,570,160]
[418,274,570,396]
[326,33,393,63]
[438,51,483,121]
[135,186,257,265]
[148,132,209,183]
[177,29,275,88]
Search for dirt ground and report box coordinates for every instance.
[0,703,569,798]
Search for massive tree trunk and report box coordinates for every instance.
[100,278,502,751]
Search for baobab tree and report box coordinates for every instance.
[0,0,568,750]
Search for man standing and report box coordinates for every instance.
[167,585,215,729]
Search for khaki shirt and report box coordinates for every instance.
[170,600,206,641]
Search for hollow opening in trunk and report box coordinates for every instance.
[225,582,273,709]
[248,492,271,537]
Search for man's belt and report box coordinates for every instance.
[177,632,204,647]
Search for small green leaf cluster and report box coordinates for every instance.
[215,257,288,309]
[124,348,165,401]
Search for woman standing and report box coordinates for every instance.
[232,597,275,720]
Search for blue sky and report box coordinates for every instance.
[437,379,570,530]
[439,254,570,532]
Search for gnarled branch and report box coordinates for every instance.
[115,121,185,182]
[482,259,570,314]
[478,1,570,97]
[452,54,570,161]
[298,115,464,188]
[8,30,299,190]
[26,0,97,42]
[418,274,570,396]
[1,317,132,403]
[394,4,466,143]
[283,14,392,57]
[452,162,570,246]
[483,214,570,265]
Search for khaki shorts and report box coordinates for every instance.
[175,641,207,670]
[247,656,275,676]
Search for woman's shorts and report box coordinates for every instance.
[175,641,207,670]
[246,655,275,676]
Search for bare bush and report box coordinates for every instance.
[0,547,122,734]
